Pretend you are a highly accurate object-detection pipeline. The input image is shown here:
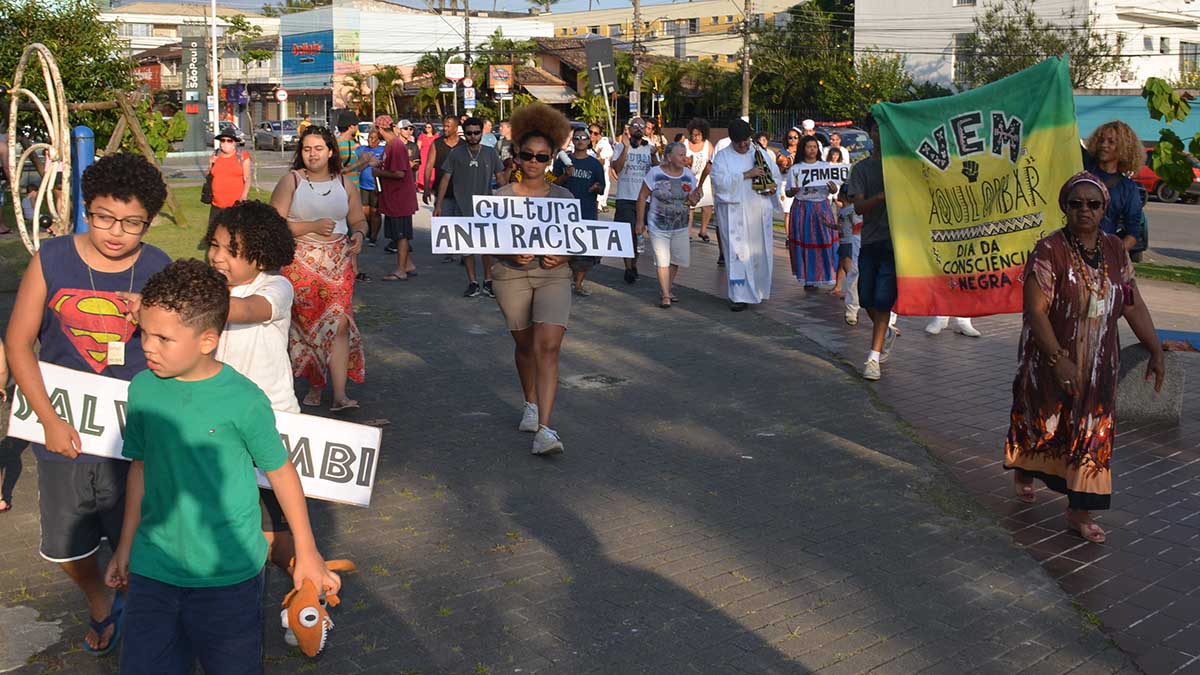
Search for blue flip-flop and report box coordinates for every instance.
[83,591,125,657]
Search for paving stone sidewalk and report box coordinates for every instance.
[0,219,1135,674]
[661,225,1200,675]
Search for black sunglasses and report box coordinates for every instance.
[463,129,483,136]
[573,135,589,141]
[1067,198,1105,211]
[519,151,552,163]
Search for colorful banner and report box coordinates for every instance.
[9,363,382,507]
[873,56,1081,316]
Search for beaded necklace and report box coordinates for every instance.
[1063,228,1108,319]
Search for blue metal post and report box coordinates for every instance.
[72,125,95,233]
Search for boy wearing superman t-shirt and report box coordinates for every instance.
[6,153,171,656]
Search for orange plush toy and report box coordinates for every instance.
[281,559,357,657]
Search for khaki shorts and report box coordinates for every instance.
[491,262,572,331]
[649,226,690,268]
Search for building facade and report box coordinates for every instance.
[543,0,799,68]
[101,2,279,54]
[280,0,554,120]
[854,0,1200,90]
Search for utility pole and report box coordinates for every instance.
[463,0,471,69]
[210,0,220,148]
[741,0,751,119]
[632,0,642,119]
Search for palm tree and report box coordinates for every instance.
[527,0,559,13]
[372,65,404,117]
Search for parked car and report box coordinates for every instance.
[813,126,873,162]
[207,121,246,145]
[1134,148,1200,203]
[254,119,299,151]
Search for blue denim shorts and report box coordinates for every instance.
[857,241,897,312]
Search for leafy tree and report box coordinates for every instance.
[260,0,328,17]
[121,98,187,161]
[816,51,914,122]
[956,0,1127,89]
[1143,77,1199,193]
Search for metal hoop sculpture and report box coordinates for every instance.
[7,43,71,254]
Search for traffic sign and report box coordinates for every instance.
[438,81,455,93]
[367,75,379,91]
[445,63,465,81]
[463,86,476,109]
[275,88,288,102]
[461,77,474,88]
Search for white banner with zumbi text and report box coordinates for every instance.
[8,363,382,507]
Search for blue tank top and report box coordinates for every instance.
[34,235,171,462]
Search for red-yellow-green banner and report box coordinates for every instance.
[873,56,1081,316]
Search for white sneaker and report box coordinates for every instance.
[532,426,564,455]
[518,402,539,432]
[925,317,948,335]
[952,318,982,337]
[862,359,881,381]
[844,306,859,326]
[879,327,898,363]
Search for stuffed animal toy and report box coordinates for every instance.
[281,559,356,657]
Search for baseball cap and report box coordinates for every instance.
[397,119,413,129]
[801,119,815,130]
[374,114,394,130]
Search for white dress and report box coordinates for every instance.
[711,145,780,304]
[686,140,714,208]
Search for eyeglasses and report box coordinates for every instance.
[1067,198,1105,211]
[573,135,589,141]
[518,151,552,163]
[219,138,236,144]
[87,212,150,235]
[590,130,601,135]
[786,135,799,140]
[463,130,483,136]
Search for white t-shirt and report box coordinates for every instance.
[216,272,299,413]
[612,141,656,201]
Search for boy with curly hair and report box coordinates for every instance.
[105,259,340,673]
[5,153,172,655]
[204,200,302,572]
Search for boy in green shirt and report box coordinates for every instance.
[105,259,340,673]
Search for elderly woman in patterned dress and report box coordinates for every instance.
[1005,172,1165,544]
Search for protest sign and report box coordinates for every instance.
[431,195,635,257]
[787,161,851,198]
[8,363,381,507]
[873,56,1081,317]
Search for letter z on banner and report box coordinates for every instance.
[872,56,1081,317]
[432,195,635,257]
[8,363,382,507]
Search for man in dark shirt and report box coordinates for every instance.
[435,117,507,298]
[373,115,419,279]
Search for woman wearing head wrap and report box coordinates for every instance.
[1004,172,1165,544]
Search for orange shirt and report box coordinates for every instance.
[211,152,247,208]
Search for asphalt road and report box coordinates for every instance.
[1145,201,1200,266]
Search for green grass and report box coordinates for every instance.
[0,185,273,291]
[1135,262,1200,288]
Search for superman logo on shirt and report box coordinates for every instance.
[48,289,133,373]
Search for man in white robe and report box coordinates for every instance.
[711,119,782,311]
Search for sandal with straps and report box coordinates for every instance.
[83,592,125,657]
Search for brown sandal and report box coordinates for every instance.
[1013,474,1036,503]
[1067,512,1106,544]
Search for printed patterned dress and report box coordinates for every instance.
[785,161,838,286]
[1005,230,1135,510]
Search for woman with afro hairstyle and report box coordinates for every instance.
[491,103,575,456]
[205,199,306,573]
[270,125,369,413]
